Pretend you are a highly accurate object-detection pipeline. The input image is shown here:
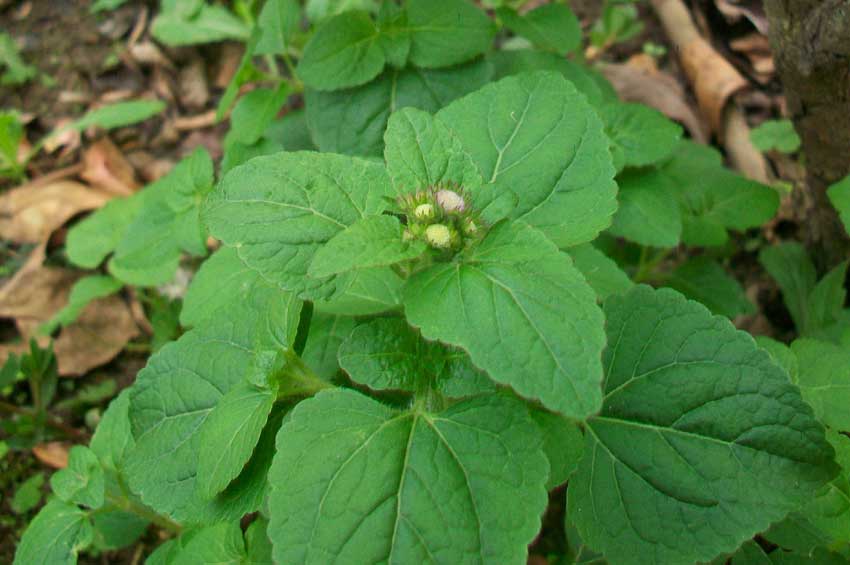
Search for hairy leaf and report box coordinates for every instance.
[437,71,617,247]
[569,285,837,565]
[404,221,605,418]
[268,390,548,564]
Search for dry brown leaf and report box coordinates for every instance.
[601,60,708,142]
[128,40,173,69]
[33,441,70,469]
[42,117,80,155]
[652,0,749,133]
[0,255,139,377]
[730,33,775,83]
[715,0,768,34]
[214,43,244,89]
[53,293,139,377]
[0,180,111,244]
[179,57,210,110]
[81,138,140,196]
[174,110,218,131]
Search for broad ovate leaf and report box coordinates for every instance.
[306,60,492,157]
[791,339,850,430]
[667,256,755,319]
[14,500,93,565]
[49,445,105,509]
[404,221,605,418]
[600,102,682,170]
[437,71,617,247]
[196,380,277,499]
[297,11,384,91]
[268,389,548,564]
[497,3,581,55]
[406,0,496,69]
[180,246,302,332]
[125,293,299,523]
[203,152,392,299]
[568,285,837,565]
[309,215,426,278]
[608,167,681,248]
[565,243,633,301]
[384,106,483,196]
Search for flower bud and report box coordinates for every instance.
[425,224,452,248]
[436,189,465,213]
[414,203,435,220]
[463,218,478,235]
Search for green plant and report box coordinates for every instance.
[15,1,850,564]
[750,118,802,153]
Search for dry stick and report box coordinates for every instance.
[650,0,771,183]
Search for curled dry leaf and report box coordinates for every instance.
[0,254,139,377]
[601,58,708,142]
[32,442,70,469]
[730,33,775,83]
[0,180,111,244]
[715,0,768,34]
[80,138,140,196]
[651,0,748,133]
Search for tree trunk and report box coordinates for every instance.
[764,0,850,268]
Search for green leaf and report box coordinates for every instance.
[172,521,247,565]
[755,336,799,384]
[204,152,392,299]
[152,4,250,46]
[608,167,681,247]
[759,242,817,333]
[404,221,605,418]
[50,446,105,509]
[667,256,755,318]
[297,11,384,91]
[227,83,290,145]
[376,2,411,68]
[300,312,357,379]
[181,246,302,334]
[406,0,496,68]
[0,111,24,177]
[568,285,837,565]
[314,267,405,316]
[437,71,617,247]
[309,215,426,278]
[90,509,148,551]
[305,0,380,22]
[750,119,801,153]
[600,102,683,170]
[338,317,495,397]
[11,472,44,514]
[305,60,492,157]
[14,500,93,565]
[529,406,584,490]
[792,339,850,430]
[384,107,483,197]
[245,517,274,564]
[196,381,277,499]
[663,141,779,247]
[267,389,548,564]
[497,3,580,55]
[90,390,135,474]
[566,243,633,301]
[337,317,432,392]
[488,49,617,108]
[66,191,147,269]
[125,293,299,523]
[0,32,38,86]
[40,275,123,335]
[806,261,849,337]
[828,175,850,235]
[65,100,165,132]
[109,148,214,285]
[256,0,300,55]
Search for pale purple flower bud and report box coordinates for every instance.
[436,189,465,213]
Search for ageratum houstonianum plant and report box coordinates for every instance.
[15,71,839,565]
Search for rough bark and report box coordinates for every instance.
[764,0,850,268]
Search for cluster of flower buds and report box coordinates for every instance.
[398,185,482,252]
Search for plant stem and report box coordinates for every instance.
[275,350,333,400]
